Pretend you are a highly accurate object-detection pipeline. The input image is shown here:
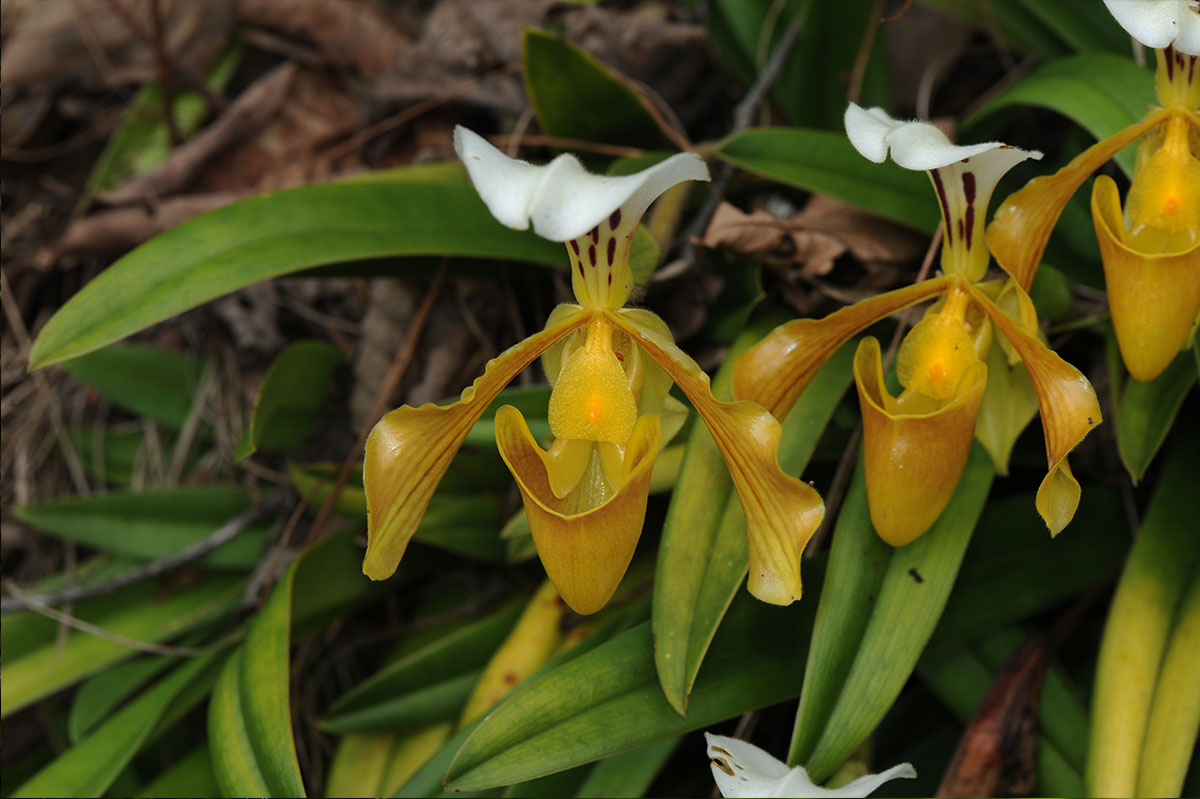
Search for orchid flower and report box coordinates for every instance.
[705,733,915,798]
[733,104,1102,547]
[362,127,825,613]
[988,0,1200,382]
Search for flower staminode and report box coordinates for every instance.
[363,127,825,613]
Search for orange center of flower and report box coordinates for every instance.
[587,396,604,426]
[1163,194,1179,217]
[929,360,947,384]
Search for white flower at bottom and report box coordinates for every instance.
[705,733,916,799]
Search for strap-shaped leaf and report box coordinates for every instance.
[12,653,221,798]
[964,53,1155,176]
[791,444,994,780]
[29,167,565,369]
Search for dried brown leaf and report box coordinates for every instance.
[937,634,1049,797]
[701,197,923,278]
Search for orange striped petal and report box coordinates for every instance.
[855,337,987,547]
[966,284,1102,534]
[987,108,1171,291]
[612,309,823,605]
[495,406,661,615]
[1092,174,1200,383]
[731,276,955,419]
[362,310,590,580]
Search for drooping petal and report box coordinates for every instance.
[362,310,590,580]
[732,276,954,419]
[614,309,823,605]
[855,337,987,547]
[494,406,661,615]
[1103,0,1200,54]
[1091,174,1200,382]
[986,108,1172,290]
[965,283,1101,535]
[705,733,916,798]
[454,126,709,243]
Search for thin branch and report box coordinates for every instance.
[148,0,180,146]
[1,498,281,614]
[99,0,227,111]
[685,6,810,255]
[319,63,521,164]
[0,577,245,656]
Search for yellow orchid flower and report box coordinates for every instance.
[363,127,825,612]
[988,1,1200,383]
[733,104,1102,547]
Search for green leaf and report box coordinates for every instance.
[208,530,383,797]
[62,344,207,429]
[717,128,939,233]
[236,572,307,796]
[706,0,888,128]
[1116,348,1197,483]
[235,339,345,461]
[932,489,1127,648]
[288,460,509,562]
[574,737,679,798]
[15,487,270,569]
[654,330,853,714]
[1087,431,1200,797]
[793,444,994,781]
[12,652,221,798]
[443,578,824,791]
[964,54,1154,177]
[325,599,523,730]
[134,744,222,799]
[522,28,672,149]
[29,167,566,369]
[210,648,272,798]
[68,654,175,742]
[1012,0,1129,54]
[1,575,242,718]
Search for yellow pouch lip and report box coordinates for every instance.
[495,406,661,615]
[854,337,987,547]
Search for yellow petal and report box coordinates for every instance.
[1035,457,1081,538]
[965,283,1101,534]
[1092,174,1200,382]
[362,310,590,580]
[495,406,660,615]
[731,276,955,419]
[855,337,987,547]
[987,108,1172,290]
[612,309,823,605]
